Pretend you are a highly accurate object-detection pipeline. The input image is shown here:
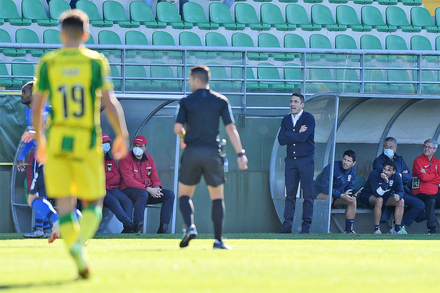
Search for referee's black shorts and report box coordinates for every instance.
[179,146,225,187]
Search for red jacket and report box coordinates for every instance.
[119,151,162,190]
[105,153,121,190]
[412,154,440,195]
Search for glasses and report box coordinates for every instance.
[424,145,436,150]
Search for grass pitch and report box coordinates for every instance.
[1,233,440,293]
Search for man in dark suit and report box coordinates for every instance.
[277,93,315,234]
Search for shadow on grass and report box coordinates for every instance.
[0,279,75,290]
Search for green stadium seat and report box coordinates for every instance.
[436,36,440,50]
[386,6,421,32]
[124,63,151,91]
[98,30,122,58]
[335,68,360,92]
[235,3,271,31]
[152,31,182,59]
[231,32,268,61]
[48,0,70,22]
[156,1,193,29]
[309,34,344,62]
[150,62,181,91]
[0,0,32,26]
[410,35,439,63]
[378,0,398,5]
[260,3,296,31]
[336,5,372,32]
[258,33,294,61]
[385,35,416,64]
[125,31,159,59]
[285,4,322,31]
[387,69,415,94]
[129,1,165,29]
[182,2,219,30]
[179,32,216,60]
[401,0,422,5]
[361,6,397,32]
[0,29,25,57]
[76,0,112,27]
[206,62,240,92]
[43,29,61,53]
[360,35,387,63]
[436,8,440,27]
[412,70,439,94]
[110,65,121,91]
[209,2,245,30]
[284,63,301,89]
[103,1,140,28]
[284,33,306,59]
[353,0,373,3]
[364,69,389,93]
[16,29,45,57]
[0,62,16,88]
[11,58,34,86]
[22,0,59,26]
[231,63,268,91]
[411,7,440,33]
[335,34,360,62]
[278,0,298,3]
[257,62,294,91]
[253,0,272,2]
[308,66,338,93]
[85,34,94,45]
[303,0,323,3]
[205,32,241,60]
[328,0,348,3]
[311,4,347,31]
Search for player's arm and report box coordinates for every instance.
[102,89,129,160]
[225,123,248,171]
[32,92,47,163]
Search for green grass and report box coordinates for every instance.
[1,233,440,292]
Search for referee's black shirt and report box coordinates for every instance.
[176,89,234,149]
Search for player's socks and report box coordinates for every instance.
[59,213,80,247]
[35,214,44,230]
[212,199,224,242]
[345,219,354,232]
[77,205,102,246]
[179,196,194,227]
[31,197,59,223]
[395,224,401,232]
[43,219,50,230]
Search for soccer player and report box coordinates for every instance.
[174,65,248,250]
[32,10,129,279]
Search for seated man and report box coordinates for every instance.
[119,135,175,234]
[373,137,425,233]
[359,159,405,234]
[412,139,440,234]
[102,134,135,233]
[314,150,357,233]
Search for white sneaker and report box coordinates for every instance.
[24,228,44,238]
[373,229,382,234]
[48,220,60,244]
[213,239,231,250]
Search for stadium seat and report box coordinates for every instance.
[377,0,398,5]
[412,69,439,94]
[22,0,59,26]
[303,0,323,3]
[308,66,339,93]
[436,36,440,50]
[205,32,241,60]
[152,31,182,59]
[103,1,140,28]
[284,63,302,89]
[360,35,387,63]
[129,1,165,29]
[182,2,219,30]
[85,34,94,45]
[43,29,61,44]
[284,33,306,59]
[385,35,416,64]
[401,0,423,5]
[387,69,415,94]
[179,32,216,60]
[231,63,267,91]
[156,1,193,29]
[260,3,296,31]
[11,58,34,86]
[206,62,240,92]
[98,30,122,58]
[410,35,439,63]
[48,0,70,22]
[124,63,151,91]
[386,6,421,32]
[110,65,121,91]
[328,0,348,3]
[231,32,268,61]
[335,68,360,92]
[279,0,298,2]
[364,69,389,93]
[411,7,440,33]
[311,4,347,31]
[235,3,271,30]
[15,29,45,57]
[257,62,294,91]
[335,34,360,62]
[150,62,181,91]
[76,0,112,27]
[436,8,440,27]
[0,62,17,88]
[125,31,159,59]
[0,29,25,57]
[336,5,372,32]
[353,0,373,3]
[361,6,397,32]
[309,34,344,62]
[0,0,32,26]
[285,4,322,31]
[258,33,294,61]
[209,2,245,30]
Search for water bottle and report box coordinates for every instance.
[224,157,229,173]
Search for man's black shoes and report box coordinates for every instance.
[179,224,198,248]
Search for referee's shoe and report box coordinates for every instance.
[180,224,198,248]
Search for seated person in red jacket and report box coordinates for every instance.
[102,134,135,233]
[119,135,175,234]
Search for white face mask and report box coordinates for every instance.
[102,143,111,153]
[133,147,144,157]
[384,149,394,159]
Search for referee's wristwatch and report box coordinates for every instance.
[237,149,246,157]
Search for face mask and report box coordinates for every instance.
[133,147,144,157]
[102,143,110,153]
[384,149,394,159]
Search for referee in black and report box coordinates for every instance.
[174,65,248,250]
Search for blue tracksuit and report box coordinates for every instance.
[314,161,356,199]
[360,168,404,205]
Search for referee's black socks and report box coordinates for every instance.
[179,196,194,227]
[212,199,225,242]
